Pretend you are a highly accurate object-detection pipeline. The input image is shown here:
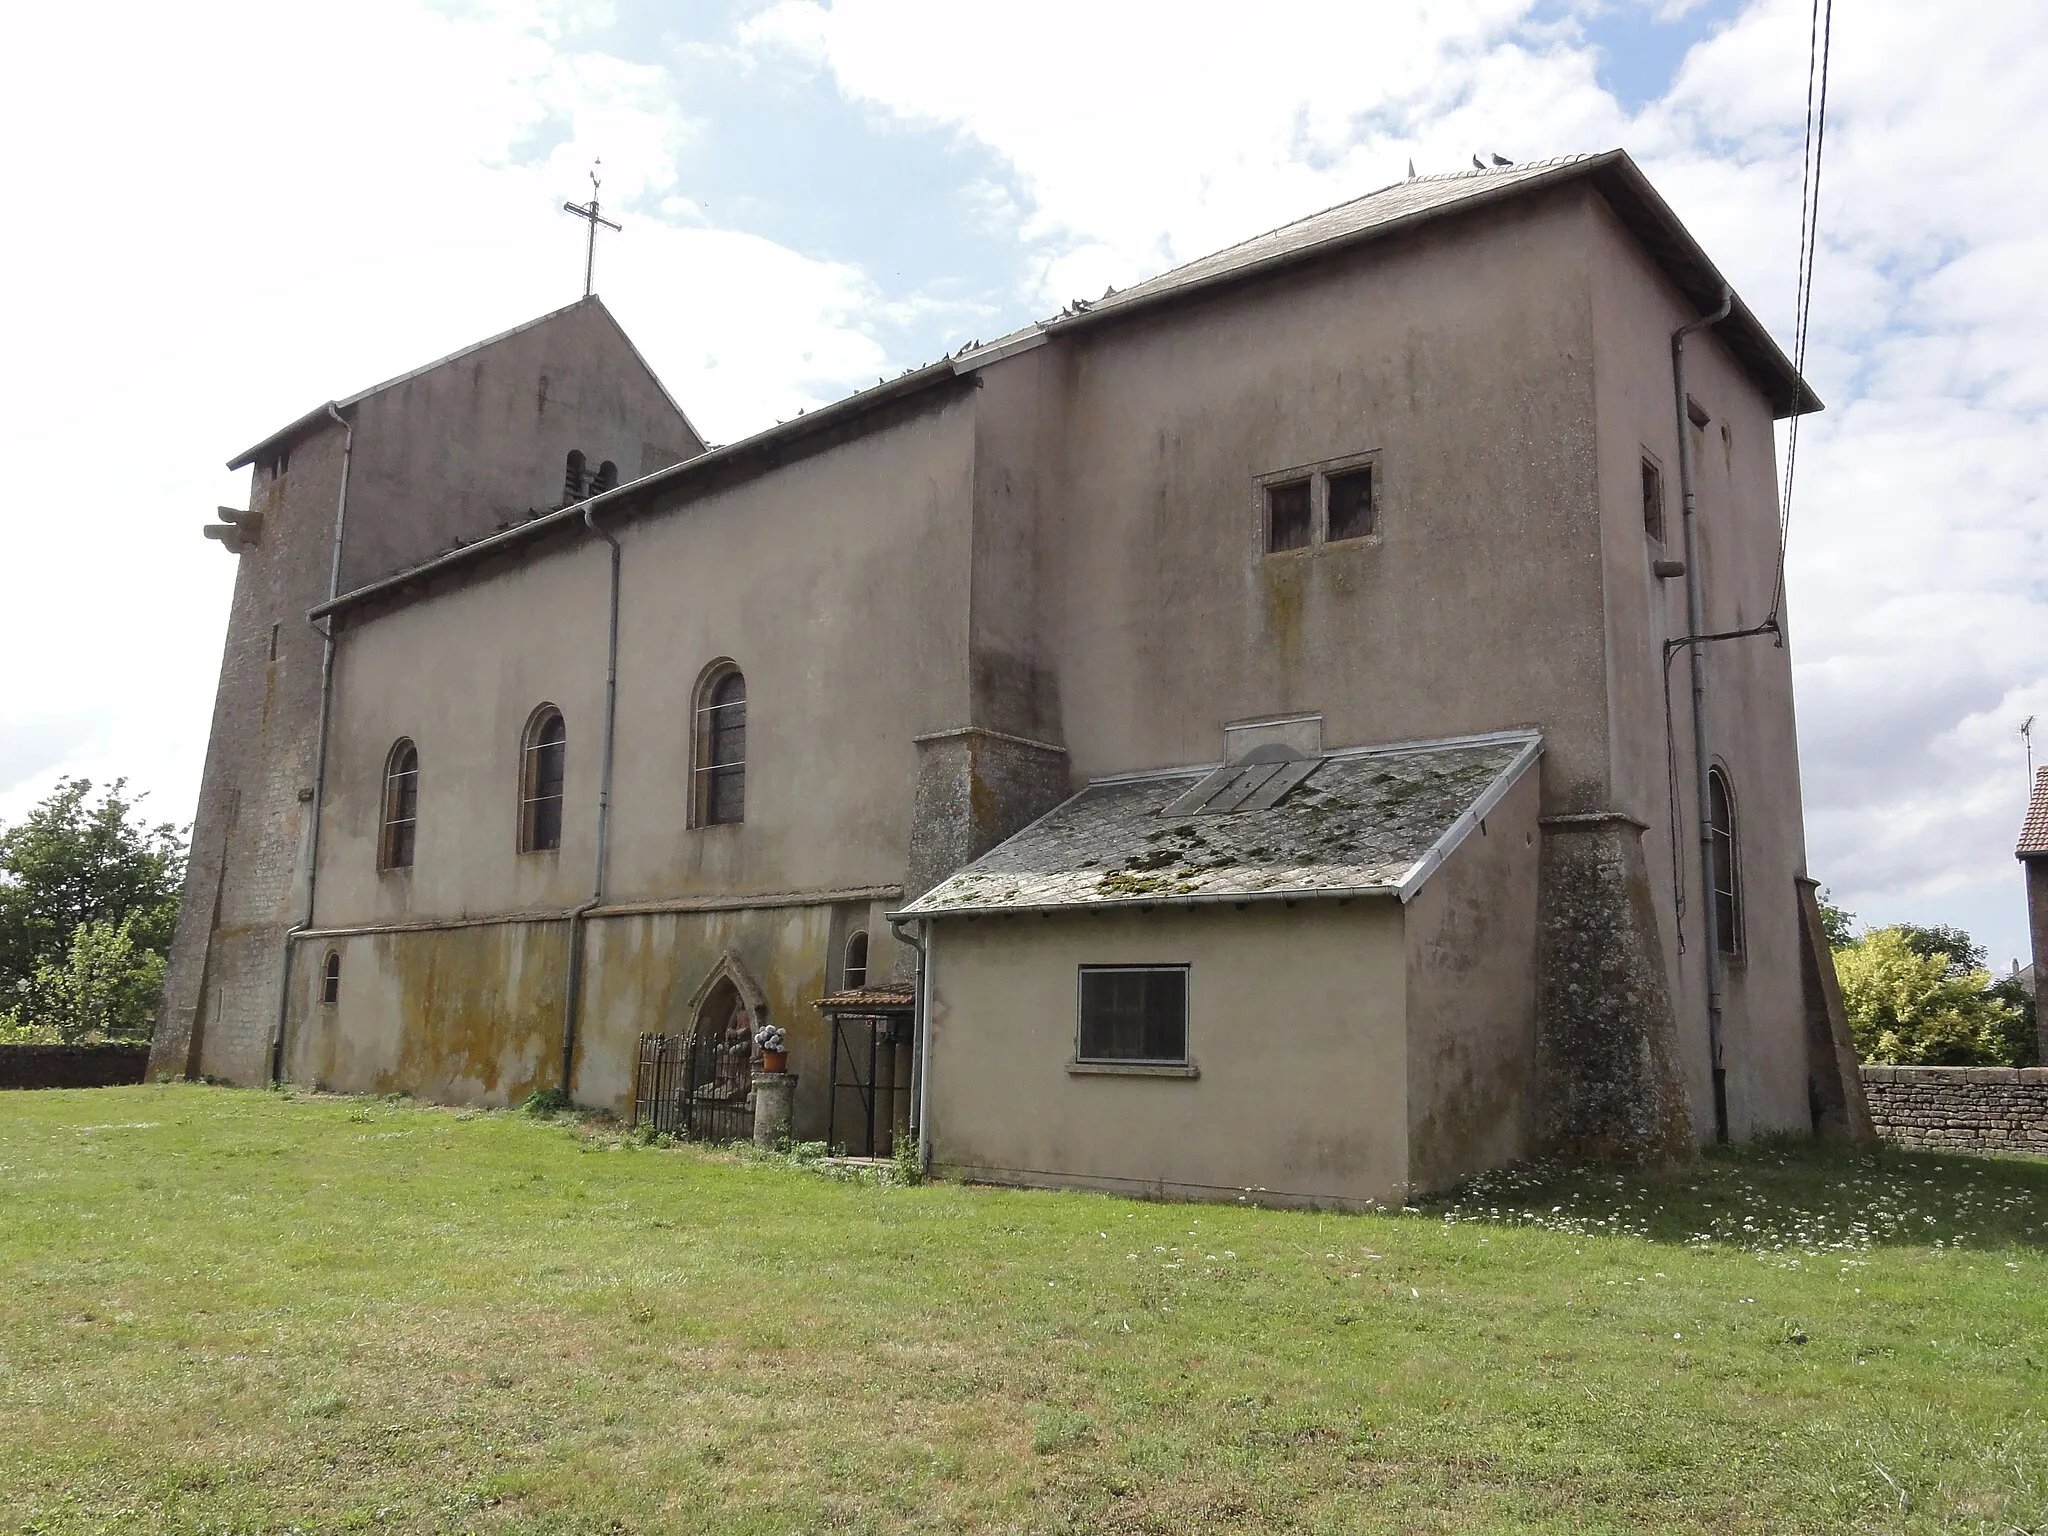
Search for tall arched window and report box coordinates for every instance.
[521,706,567,852]
[322,950,341,1005]
[843,930,869,992]
[379,738,418,870]
[1708,766,1742,957]
[693,665,747,826]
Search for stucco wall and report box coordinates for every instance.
[1586,193,1811,1142]
[339,300,700,590]
[1403,763,1542,1191]
[924,903,1411,1209]
[1033,186,1606,807]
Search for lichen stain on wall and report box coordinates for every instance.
[382,923,565,1106]
[571,906,834,1127]
[1257,555,1307,693]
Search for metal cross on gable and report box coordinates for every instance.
[562,162,621,299]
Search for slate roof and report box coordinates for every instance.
[896,731,1542,919]
[2017,767,2048,858]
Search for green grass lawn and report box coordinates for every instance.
[3,1086,2045,1534]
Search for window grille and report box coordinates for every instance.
[843,930,869,992]
[380,738,418,870]
[521,707,567,852]
[1077,965,1188,1063]
[322,951,341,1005]
[694,667,747,826]
[1709,767,1742,956]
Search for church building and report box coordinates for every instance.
[153,151,1867,1207]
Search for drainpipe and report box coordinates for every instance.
[1673,286,1735,1144]
[558,499,623,1098]
[269,403,353,1085]
[888,914,930,1173]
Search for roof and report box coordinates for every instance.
[815,986,916,1012]
[895,730,1542,919]
[2017,767,2048,858]
[960,150,1818,419]
[227,295,701,469]
[311,148,1812,625]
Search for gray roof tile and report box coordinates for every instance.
[898,731,1542,917]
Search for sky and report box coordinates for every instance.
[0,0,2043,968]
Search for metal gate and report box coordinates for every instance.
[823,1002,915,1158]
[633,1029,756,1143]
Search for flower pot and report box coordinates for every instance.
[760,1050,787,1073]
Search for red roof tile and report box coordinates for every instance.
[2018,767,2048,857]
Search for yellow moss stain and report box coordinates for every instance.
[1258,555,1308,690]
[382,923,567,1107]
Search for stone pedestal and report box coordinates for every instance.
[752,1071,796,1150]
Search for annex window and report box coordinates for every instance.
[1708,767,1743,957]
[1326,465,1376,543]
[1077,965,1188,1064]
[520,706,567,853]
[692,664,747,827]
[563,449,587,504]
[1641,457,1666,543]
[843,930,869,992]
[1264,480,1311,553]
[322,950,341,1006]
[379,738,419,871]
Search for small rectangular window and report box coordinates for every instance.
[1641,458,1665,543]
[1265,481,1311,553]
[1327,466,1375,542]
[1077,965,1188,1063]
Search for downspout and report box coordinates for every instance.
[558,499,623,1098]
[888,914,930,1173]
[1673,286,1735,1144]
[270,403,353,1085]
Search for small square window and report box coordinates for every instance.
[1327,466,1376,542]
[1077,966,1188,1063]
[1265,481,1311,553]
[1641,458,1665,543]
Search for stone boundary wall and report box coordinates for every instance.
[1859,1065,2048,1154]
[0,1044,151,1092]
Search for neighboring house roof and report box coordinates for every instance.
[312,148,1815,627]
[2017,766,2048,858]
[895,730,1543,919]
[226,295,701,469]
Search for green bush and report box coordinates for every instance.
[1834,926,2025,1066]
[520,1087,572,1117]
[2,914,166,1043]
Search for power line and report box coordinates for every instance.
[1768,0,1834,627]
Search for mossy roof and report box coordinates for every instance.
[896,730,1542,919]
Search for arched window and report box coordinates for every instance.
[322,950,341,1005]
[521,706,567,852]
[843,930,869,992]
[693,665,747,826]
[379,738,418,870]
[1708,767,1742,957]
[563,450,587,504]
[592,459,619,494]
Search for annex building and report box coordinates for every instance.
[152,151,1869,1207]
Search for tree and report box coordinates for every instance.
[1892,923,1987,978]
[1833,926,2025,1067]
[0,778,185,998]
[2,915,168,1043]
[1814,888,1857,949]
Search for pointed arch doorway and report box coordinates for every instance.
[633,953,766,1142]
